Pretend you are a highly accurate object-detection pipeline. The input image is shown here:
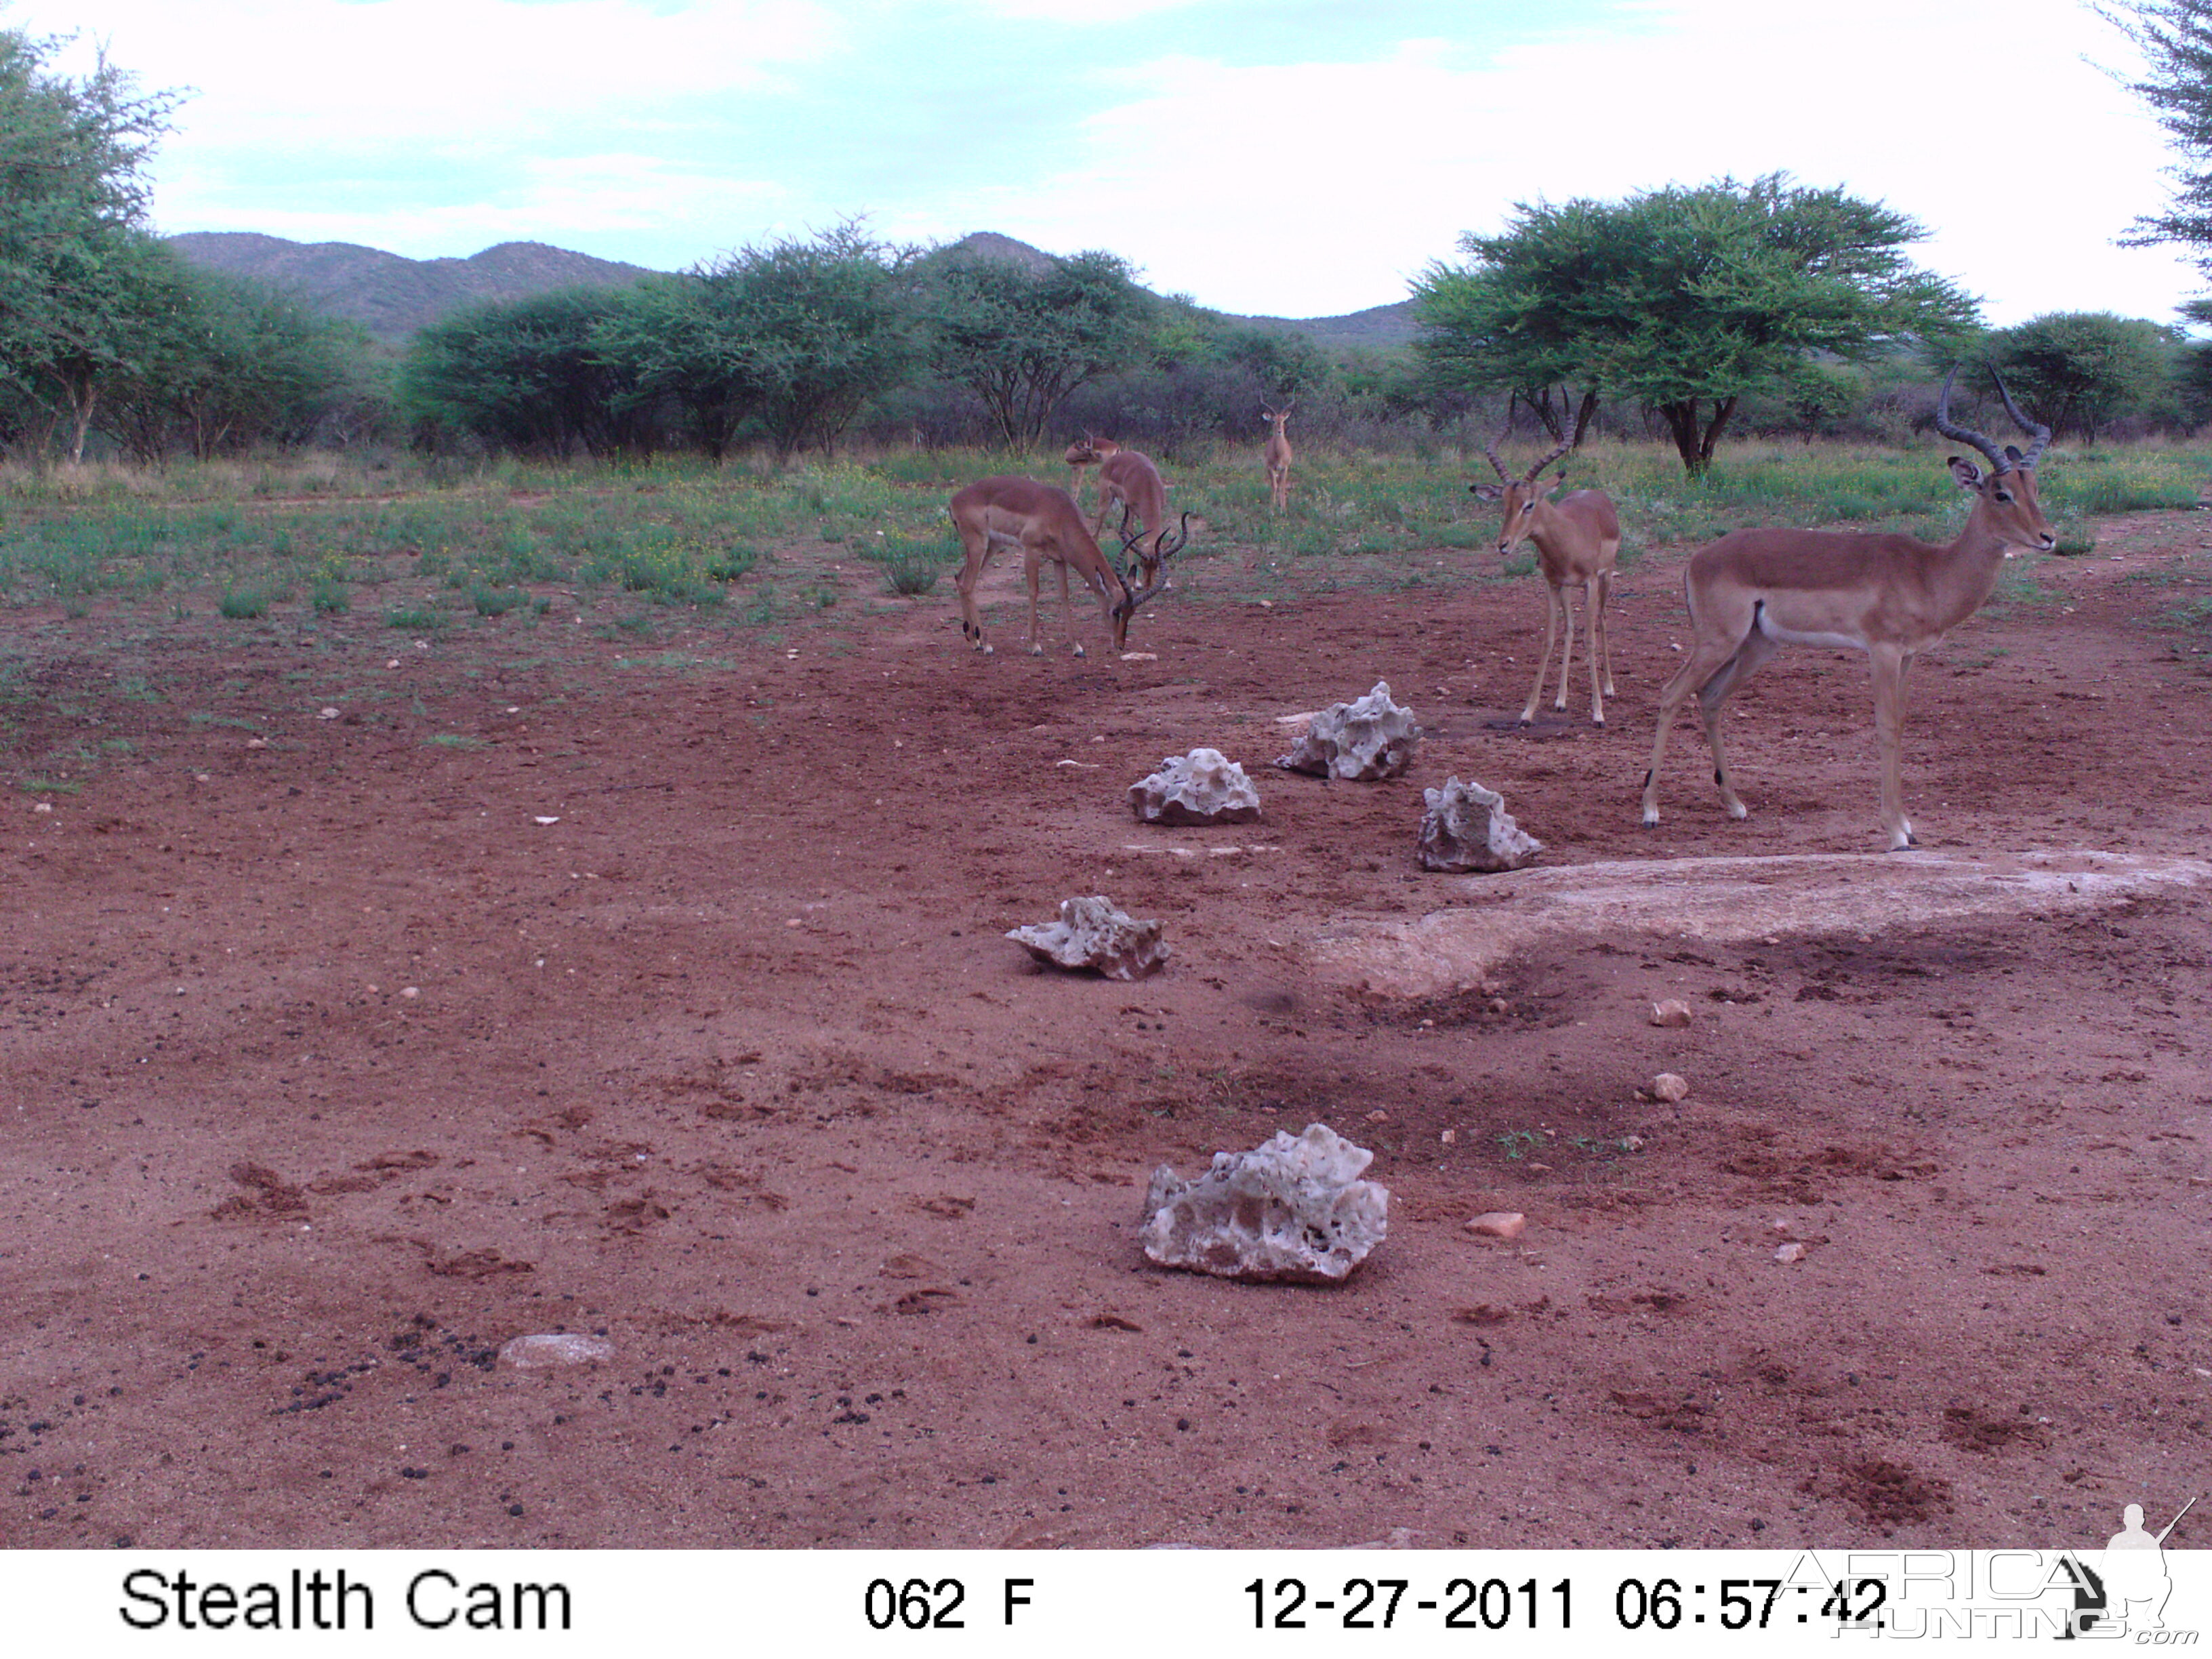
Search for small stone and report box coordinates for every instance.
[1650,999,1693,1028]
[1416,777,1542,873]
[31,802,52,815]
[1140,1124,1388,1283]
[533,815,560,826]
[1525,1162,1552,1175]
[1774,1242,1809,1265]
[1008,896,1167,981]
[1465,1212,1525,1240]
[1650,1072,1690,1103]
[319,707,341,720]
[245,737,268,750]
[1440,1129,1457,1145]
[399,987,419,1000]
[498,1334,614,1368]
[1128,749,1261,825]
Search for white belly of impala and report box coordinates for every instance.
[1757,610,1864,652]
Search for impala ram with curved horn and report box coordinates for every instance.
[1060,433,1191,586]
[949,476,1169,657]
[1639,368,2056,851]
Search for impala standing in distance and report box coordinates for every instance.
[1261,401,1294,510]
[1061,433,1191,585]
[1639,368,2056,851]
[1471,429,1620,726]
[949,476,1166,658]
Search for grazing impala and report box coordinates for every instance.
[1471,429,1620,726]
[949,476,1167,657]
[1060,432,1191,584]
[1640,367,2056,851]
[1261,401,1294,510]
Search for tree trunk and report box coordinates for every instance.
[1571,388,1600,447]
[1659,396,1739,477]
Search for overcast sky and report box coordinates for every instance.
[20,0,2204,325]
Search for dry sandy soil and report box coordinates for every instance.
[3,505,2210,1552]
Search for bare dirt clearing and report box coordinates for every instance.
[3,512,2209,1550]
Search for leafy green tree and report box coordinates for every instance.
[1988,312,2180,443]
[691,224,920,460]
[2104,0,2212,281]
[403,288,657,457]
[1416,175,1978,475]
[924,247,1157,448]
[0,25,182,460]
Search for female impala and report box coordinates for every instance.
[1471,429,1620,726]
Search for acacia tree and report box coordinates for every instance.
[2105,0,2212,289]
[0,27,182,459]
[925,248,1156,448]
[1989,312,2179,443]
[1416,175,1979,476]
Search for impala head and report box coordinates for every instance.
[1469,429,1574,558]
[1110,514,1185,644]
[1063,432,1115,467]
[1933,366,2056,554]
[1261,401,1293,431]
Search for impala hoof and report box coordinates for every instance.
[1727,803,1748,820]
[981,642,994,656]
[1591,715,1606,729]
[1072,643,1086,658]
[1029,644,1043,657]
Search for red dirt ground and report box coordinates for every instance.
[3,508,2209,1551]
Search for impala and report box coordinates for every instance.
[1471,429,1621,726]
[1061,432,1191,583]
[949,476,1167,657]
[1261,401,1294,510]
[1639,368,2055,851]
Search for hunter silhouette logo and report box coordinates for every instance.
[2060,1496,2198,1639]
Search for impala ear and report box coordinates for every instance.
[1946,455,1984,491]
[2003,443,2028,468]
[1470,483,1504,502]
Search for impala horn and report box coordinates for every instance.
[1113,516,1188,621]
[1480,426,1515,484]
[1931,366,2012,476]
[1988,369,2051,470]
[1524,432,1574,485]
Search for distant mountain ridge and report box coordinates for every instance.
[165,233,658,342]
[163,229,1415,351]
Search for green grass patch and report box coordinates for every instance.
[385,607,444,632]
[426,733,484,750]
[218,586,273,619]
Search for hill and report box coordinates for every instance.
[163,230,1416,353]
[163,234,658,342]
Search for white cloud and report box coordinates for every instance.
[20,0,2204,321]
[38,0,840,145]
[983,0,2200,322]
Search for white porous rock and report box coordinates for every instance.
[1129,748,1262,825]
[1417,777,1543,873]
[1274,681,1422,781]
[1140,1123,1389,1283]
[1007,895,1168,981]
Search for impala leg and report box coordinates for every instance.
[1059,558,1087,657]
[1698,630,1778,821]
[1641,633,1751,827]
[1594,566,1616,697]
[1871,644,1914,850]
[1585,576,1607,726]
[1519,585,1563,725]
[1025,544,1046,656]
[954,525,993,655]
[1554,582,1578,714]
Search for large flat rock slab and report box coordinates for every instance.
[1312,850,2212,1000]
